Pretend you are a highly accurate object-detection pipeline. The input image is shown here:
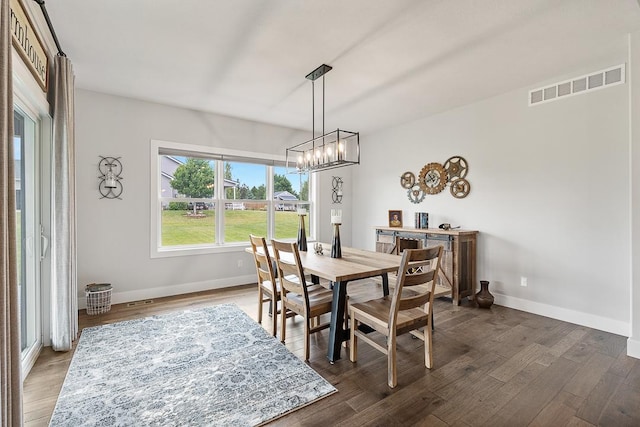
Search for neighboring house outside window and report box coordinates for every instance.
[274,190,298,211]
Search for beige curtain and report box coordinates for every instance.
[0,0,23,424]
[51,55,77,351]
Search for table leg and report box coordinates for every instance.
[327,279,349,363]
[311,274,320,285]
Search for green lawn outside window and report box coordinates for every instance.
[161,210,306,246]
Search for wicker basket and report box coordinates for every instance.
[85,283,112,315]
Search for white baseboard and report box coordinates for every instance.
[627,338,640,359]
[493,293,630,337]
[78,275,257,310]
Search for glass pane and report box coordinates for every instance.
[223,161,266,200]
[160,154,215,246]
[274,207,309,240]
[161,202,215,246]
[274,167,309,239]
[224,207,267,243]
[14,108,37,354]
[160,155,215,199]
[223,161,267,242]
[274,167,308,201]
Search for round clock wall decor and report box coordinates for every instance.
[418,162,448,195]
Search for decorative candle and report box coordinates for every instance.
[331,208,342,224]
[105,170,117,188]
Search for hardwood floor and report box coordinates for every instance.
[23,282,640,426]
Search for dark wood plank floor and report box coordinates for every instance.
[23,282,640,426]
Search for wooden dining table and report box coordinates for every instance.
[247,243,402,362]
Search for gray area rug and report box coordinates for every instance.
[49,304,337,426]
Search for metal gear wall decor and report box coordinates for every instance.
[444,156,468,181]
[450,178,471,198]
[407,184,426,203]
[418,162,448,195]
[400,155,471,201]
[400,171,415,189]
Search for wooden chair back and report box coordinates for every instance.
[271,240,309,309]
[390,246,443,325]
[249,234,276,291]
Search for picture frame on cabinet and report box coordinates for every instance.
[388,210,402,228]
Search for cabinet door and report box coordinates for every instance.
[456,236,477,300]
[375,231,396,254]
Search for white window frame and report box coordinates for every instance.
[150,139,315,258]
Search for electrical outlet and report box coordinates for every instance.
[237,259,243,268]
[520,276,527,287]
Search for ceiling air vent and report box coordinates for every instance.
[529,64,625,106]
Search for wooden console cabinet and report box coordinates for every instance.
[375,226,478,305]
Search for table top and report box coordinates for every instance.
[246,243,402,283]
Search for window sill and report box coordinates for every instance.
[151,242,252,259]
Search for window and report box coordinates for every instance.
[223,161,267,243]
[151,140,313,257]
[273,166,309,240]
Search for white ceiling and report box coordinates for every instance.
[46,0,640,133]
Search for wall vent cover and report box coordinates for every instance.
[529,64,625,106]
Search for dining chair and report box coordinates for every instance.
[349,246,443,388]
[271,239,334,362]
[249,234,290,337]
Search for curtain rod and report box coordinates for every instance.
[32,0,66,57]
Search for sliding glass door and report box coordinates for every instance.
[14,106,41,369]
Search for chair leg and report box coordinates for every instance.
[342,297,349,349]
[425,312,433,369]
[349,315,358,362]
[257,288,263,324]
[280,301,287,343]
[388,333,397,388]
[304,317,311,362]
[270,296,277,337]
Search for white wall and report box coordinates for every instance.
[352,57,631,336]
[74,90,351,306]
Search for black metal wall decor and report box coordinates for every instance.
[98,156,123,199]
[332,176,343,204]
[401,155,471,203]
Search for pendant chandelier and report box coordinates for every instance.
[286,64,360,173]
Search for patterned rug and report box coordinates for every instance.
[49,304,337,426]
